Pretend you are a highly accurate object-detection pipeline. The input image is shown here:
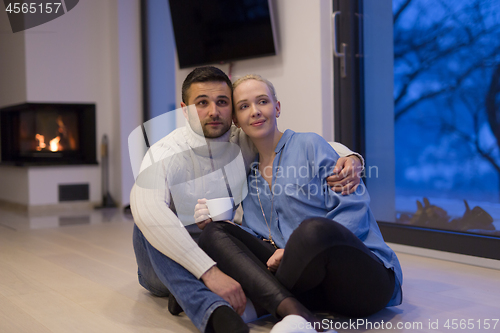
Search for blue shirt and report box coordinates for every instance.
[241,129,403,306]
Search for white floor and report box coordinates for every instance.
[0,207,499,333]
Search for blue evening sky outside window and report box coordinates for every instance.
[392,0,500,236]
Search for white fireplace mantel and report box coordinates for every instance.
[0,164,100,212]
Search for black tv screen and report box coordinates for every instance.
[169,0,277,68]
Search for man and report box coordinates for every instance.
[130,66,363,333]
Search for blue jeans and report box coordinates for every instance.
[132,224,230,332]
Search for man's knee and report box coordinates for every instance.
[132,224,148,260]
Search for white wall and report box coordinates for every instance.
[0,11,27,108]
[117,0,143,206]
[0,3,26,204]
[23,0,120,206]
[0,0,141,207]
[175,0,335,141]
[28,166,101,205]
[1,0,334,208]
[0,167,29,205]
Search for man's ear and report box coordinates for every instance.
[181,102,189,120]
[275,101,281,118]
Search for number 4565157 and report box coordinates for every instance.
[444,319,499,330]
[5,2,62,14]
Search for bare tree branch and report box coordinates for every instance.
[486,63,500,149]
[395,44,500,121]
[394,24,500,107]
[393,0,500,112]
[394,0,500,201]
[394,0,413,25]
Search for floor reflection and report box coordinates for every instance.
[0,206,132,231]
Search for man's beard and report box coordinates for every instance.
[201,118,232,138]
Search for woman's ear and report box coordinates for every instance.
[232,114,240,128]
[275,101,281,118]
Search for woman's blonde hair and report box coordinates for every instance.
[232,74,278,102]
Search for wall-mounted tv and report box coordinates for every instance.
[169,0,277,68]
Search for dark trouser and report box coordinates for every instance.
[198,217,395,318]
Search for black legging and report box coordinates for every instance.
[198,217,395,318]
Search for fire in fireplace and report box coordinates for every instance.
[1,103,97,166]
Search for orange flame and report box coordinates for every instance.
[50,136,61,152]
[35,117,69,152]
[35,134,46,151]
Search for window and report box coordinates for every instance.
[392,0,500,238]
[336,0,500,259]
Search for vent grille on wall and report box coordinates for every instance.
[58,184,89,202]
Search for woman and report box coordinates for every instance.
[196,75,403,332]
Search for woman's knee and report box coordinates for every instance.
[293,217,351,246]
[198,221,226,250]
[298,217,331,233]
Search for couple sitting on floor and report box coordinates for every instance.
[130,66,402,333]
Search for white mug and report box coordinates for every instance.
[206,197,234,221]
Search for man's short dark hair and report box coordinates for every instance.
[182,66,232,103]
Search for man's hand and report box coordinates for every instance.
[266,249,284,273]
[327,155,363,195]
[201,266,246,315]
[195,198,212,230]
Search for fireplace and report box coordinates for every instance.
[1,103,97,166]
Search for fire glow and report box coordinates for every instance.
[35,134,46,151]
[34,116,74,152]
[36,134,62,152]
[50,136,61,152]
